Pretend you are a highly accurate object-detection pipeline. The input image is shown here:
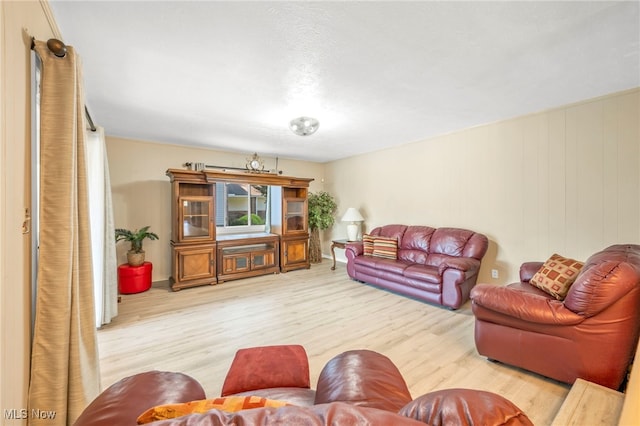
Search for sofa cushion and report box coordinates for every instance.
[354,255,411,275]
[400,226,436,251]
[398,388,533,426]
[399,249,429,265]
[372,235,398,259]
[506,281,556,298]
[397,226,434,264]
[530,254,583,300]
[221,345,310,397]
[430,228,475,256]
[404,264,441,284]
[370,224,408,241]
[137,396,292,423]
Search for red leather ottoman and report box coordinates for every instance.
[118,262,152,294]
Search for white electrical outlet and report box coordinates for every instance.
[491,269,499,279]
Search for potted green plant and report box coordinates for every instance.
[115,225,159,266]
[308,191,338,264]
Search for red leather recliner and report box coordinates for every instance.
[470,244,640,390]
[73,347,533,425]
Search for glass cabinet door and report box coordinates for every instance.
[284,199,307,233]
[251,250,276,269]
[252,254,265,267]
[180,196,213,241]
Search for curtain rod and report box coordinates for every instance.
[30,37,97,132]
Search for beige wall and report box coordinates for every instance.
[0,0,60,422]
[325,88,640,284]
[105,137,326,281]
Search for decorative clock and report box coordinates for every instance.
[246,153,265,173]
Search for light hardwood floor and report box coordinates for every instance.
[98,260,570,425]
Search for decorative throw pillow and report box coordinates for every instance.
[221,345,310,396]
[530,253,584,300]
[137,396,292,424]
[363,234,375,256]
[372,236,398,260]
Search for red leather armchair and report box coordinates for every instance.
[470,244,640,390]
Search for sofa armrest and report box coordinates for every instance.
[520,262,544,282]
[399,389,533,426]
[470,284,583,325]
[345,242,363,258]
[438,257,480,277]
[315,349,412,412]
[73,371,205,426]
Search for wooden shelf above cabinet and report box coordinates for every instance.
[204,170,313,187]
[166,168,313,188]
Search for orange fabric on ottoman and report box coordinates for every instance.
[221,345,311,397]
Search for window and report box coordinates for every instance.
[216,183,269,233]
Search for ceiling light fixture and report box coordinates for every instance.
[289,116,319,136]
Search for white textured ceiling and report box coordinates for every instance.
[49,1,639,163]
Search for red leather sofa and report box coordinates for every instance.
[346,225,489,309]
[73,346,532,425]
[471,244,640,390]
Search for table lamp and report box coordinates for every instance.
[342,208,364,241]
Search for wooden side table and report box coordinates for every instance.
[330,239,348,270]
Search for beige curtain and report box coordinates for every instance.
[29,41,100,425]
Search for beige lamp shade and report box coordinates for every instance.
[341,208,364,241]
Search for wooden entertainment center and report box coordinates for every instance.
[166,168,313,291]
